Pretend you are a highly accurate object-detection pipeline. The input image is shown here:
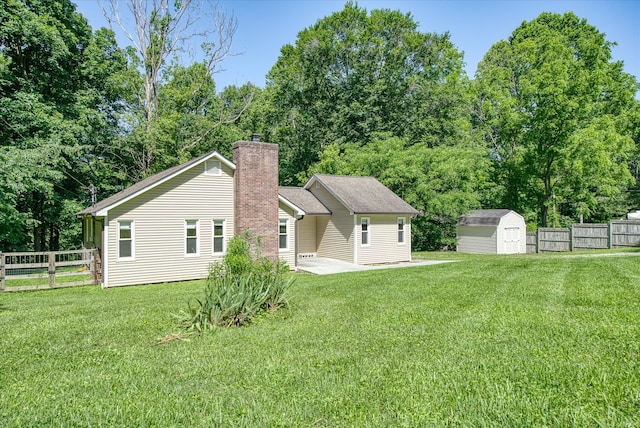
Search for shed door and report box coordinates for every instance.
[504,227,520,254]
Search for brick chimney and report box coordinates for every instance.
[233,137,279,261]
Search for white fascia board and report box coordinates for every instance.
[95,152,234,216]
[302,175,316,190]
[278,195,305,217]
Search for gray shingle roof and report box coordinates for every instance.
[457,209,513,226]
[279,187,331,215]
[78,150,233,216]
[307,174,419,215]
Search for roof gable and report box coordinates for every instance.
[79,151,235,216]
[304,174,418,215]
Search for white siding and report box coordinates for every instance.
[105,162,234,287]
[278,204,296,268]
[309,185,354,263]
[357,215,412,264]
[496,212,527,254]
[298,216,317,253]
[457,226,497,254]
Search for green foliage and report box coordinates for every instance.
[266,2,472,184]
[0,1,131,251]
[179,232,293,332]
[474,12,638,226]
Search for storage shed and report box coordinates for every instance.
[457,209,526,254]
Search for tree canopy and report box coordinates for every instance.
[0,0,125,250]
[266,2,472,184]
[474,12,638,226]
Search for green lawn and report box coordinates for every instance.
[1,253,639,426]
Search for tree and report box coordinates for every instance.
[623,100,640,211]
[474,12,638,226]
[266,2,471,184]
[101,0,243,176]
[0,0,129,251]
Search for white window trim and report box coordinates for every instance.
[279,218,289,251]
[361,217,371,247]
[212,219,225,254]
[117,220,134,261]
[185,220,200,257]
[397,217,406,245]
[204,160,222,176]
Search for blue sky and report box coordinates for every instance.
[74,0,639,91]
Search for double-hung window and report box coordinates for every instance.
[279,218,289,250]
[213,220,225,254]
[118,220,134,260]
[397,217,406,244]
[185,220,199,255]
[361,217,370,246]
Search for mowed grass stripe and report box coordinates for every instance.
[0,254,638,426]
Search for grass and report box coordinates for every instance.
[1,252,639,426]
[4,273,94,288]
[4,266,94,289]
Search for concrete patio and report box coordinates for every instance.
[296,257,457,275]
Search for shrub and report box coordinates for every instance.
[178,231,294,332]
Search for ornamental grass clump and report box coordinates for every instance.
[180,232,294,332]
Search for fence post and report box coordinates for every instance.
[0,253,5,291]
[536,230,540,253]
[92,249,97,285]
[569,226,574,252]
[608,222,613,249]
[48,252,55,288]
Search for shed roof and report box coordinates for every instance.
[305,174,419,215]
[78,150,235,216]
[279,187,331,215]
[457,209,515,226]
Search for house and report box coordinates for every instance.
[79,138,418,288]
[456,209,527,254]
[280,175,418,265]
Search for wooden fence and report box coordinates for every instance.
[527,220,640,253]
[0,249,99,292]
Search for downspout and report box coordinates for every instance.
[353,214,358,264]
[95,217,104,284]
[102,216,108,288]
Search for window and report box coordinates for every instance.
[185,220,199,255]
[361,217,370,246]
[213,220,225,254]
[397,217,406,244]
[118,220,133,260]
[279,218,289,250]
[204,160,221,176]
